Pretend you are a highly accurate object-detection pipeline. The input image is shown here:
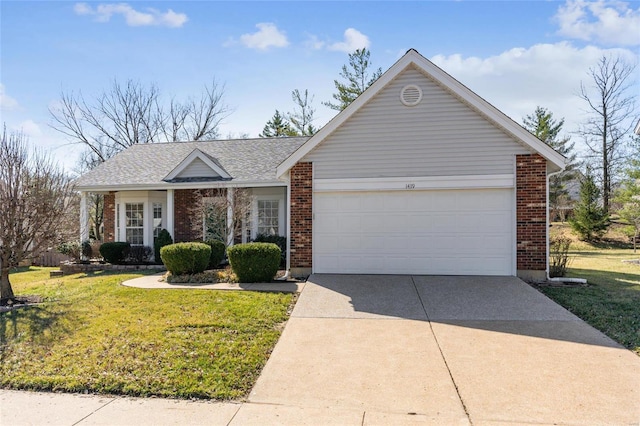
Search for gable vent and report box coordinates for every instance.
[400,84,422,107]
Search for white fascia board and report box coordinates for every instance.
[277,49,566,177]
[314,174,514,192]
[76,180,288,193]
[164,148,230,181]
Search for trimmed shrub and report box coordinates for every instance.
[154,229,173,264]
[160,242,211,275]
[227,242,281,283]
[254,234,286,267]
[128,245,153,264]
[203,239,226,269]
[100,242,131,264]
[81,240,92,259]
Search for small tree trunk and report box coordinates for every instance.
[0,266,15,302]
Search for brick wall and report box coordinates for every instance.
[290,162,313,272]
[174,188,226,242]
[516,154,547,276]
[103,192,116,243]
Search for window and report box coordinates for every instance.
[153,203,162,239]
[116,204,121,241]
[257,200,279,236]
[203,197,227,242]
[125,203,144,245]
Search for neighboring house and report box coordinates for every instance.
[76,49,565,281]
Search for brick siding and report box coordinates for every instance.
[516,154,547,273]
[290,162,313,269]
[103,192,116,242]
[174,188,226,242]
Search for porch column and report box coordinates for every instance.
[80,191,89,243]
[226,188,234,246]
[166,189,174,240]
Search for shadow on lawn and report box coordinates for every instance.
[568,267,640,290]
[0,304,72,355]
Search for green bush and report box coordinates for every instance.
[81,240,92,259]
[203,239,226,269]
[99,242,131,264]
[227,242,281,283]
[127,245,153,264]
[160,242,211,275]
[254,234,286,267]
[154,229,173,264]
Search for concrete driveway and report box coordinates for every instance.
[244,275,640,425]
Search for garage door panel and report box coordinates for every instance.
[314,188,514,276]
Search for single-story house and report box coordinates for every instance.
[76,49,565,280]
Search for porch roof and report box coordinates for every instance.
[75,137,308,191]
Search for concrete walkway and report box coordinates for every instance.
[2,275,639,425]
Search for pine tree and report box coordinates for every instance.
[259,110,297,138]
[569,169,609,241]
[614,166,640,252]
[323,48,382,111]
[523,107,579,219]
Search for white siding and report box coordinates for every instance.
[176,158,220,179]
[305,66,531,179]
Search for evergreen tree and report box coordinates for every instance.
[259,110,297,138]
[569,169,609,241]
[614,166,640,252]
[523,106,579,219]
[323,48,382,111]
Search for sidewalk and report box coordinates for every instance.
[0,390,407,425]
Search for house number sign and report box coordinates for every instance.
[405,183,416,189]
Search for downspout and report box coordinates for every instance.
[546,168,587,284]
[277,172,291,281]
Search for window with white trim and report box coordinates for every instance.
[153,202,162,239]
[257,200,279,236]
[125,203,144,245]
[116,203,121,241]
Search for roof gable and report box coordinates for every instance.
[164,149,230,182]
[277,49,566,177]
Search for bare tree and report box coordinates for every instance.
[0,127,76,302]
[189,188,254,246]
[578,55,637,212]
[50,79,230,162]
[287,89,317,136]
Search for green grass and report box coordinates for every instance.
[538,247,640,355]
[0,267,294,399]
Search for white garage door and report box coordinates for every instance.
[313,188,514,275]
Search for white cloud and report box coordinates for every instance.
[17,120,43,138]
[0,84,19,111]
[555,0,640,46]
[304,34,325,51]
[430,42,638,140]
[239,23,289,50]
[327,28,370,53]
[73,2,188,28]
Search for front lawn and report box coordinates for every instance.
[0,267,294,399]
[540,224,640,355]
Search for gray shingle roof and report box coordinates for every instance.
[75,137,308,190]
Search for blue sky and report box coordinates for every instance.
[1,1,638,172]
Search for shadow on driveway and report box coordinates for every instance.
[294,274,621,349]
